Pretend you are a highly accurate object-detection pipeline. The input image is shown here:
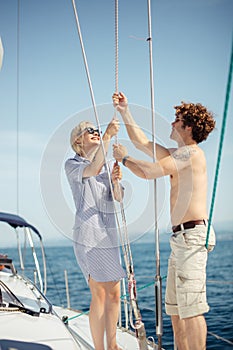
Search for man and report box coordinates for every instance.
[112,92,216,350]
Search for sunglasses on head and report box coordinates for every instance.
[85,127,101,136]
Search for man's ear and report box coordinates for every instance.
[185,125,192,131]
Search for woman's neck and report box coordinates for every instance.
[82,145,98,161]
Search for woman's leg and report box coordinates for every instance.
[89,277,106,350]
[104,281,122,350]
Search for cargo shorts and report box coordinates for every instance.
[165,225,215,319]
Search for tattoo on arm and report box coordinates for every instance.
[172,146,197,161]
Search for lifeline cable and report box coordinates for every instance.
[206,36,233,249]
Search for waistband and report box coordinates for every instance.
[172,219,207,233]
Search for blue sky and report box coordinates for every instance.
[0,0,232,245]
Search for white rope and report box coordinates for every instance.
[113,0,135,274]
[70,0,133,269]
[115,0,119,95]
[71,3,148,347]
[112,3,149,348]
[113,0,119,146]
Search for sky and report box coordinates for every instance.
[0,0,232,246]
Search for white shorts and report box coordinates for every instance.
[165,225,215,319]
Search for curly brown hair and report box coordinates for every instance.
[174,102,216,143]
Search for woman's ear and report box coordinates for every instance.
[75,138,81,145]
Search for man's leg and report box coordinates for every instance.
[171,314,207,350]
[185,315,207,350]
[171,315,189,350]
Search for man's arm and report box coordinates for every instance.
[113,144,193,179]
[112,92,170,160]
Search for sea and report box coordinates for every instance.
[3,237,233,349]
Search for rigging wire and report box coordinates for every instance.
[71,1,148,348]
[70,0,124,247]
[112,6,129,320]
[146,1,163,348]
[0,37,3,70]
[206,35,233,249]
[70,0,126,282]
[16,0,20,214]
[70,0,125,255]
[113,1,149,348]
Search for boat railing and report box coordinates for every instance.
[0,212,47,295]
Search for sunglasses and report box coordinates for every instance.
[85,127,101,136]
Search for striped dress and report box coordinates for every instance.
[65,154,126,283]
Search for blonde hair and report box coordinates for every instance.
[70,121,94,156]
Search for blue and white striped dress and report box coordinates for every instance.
[65,154,126,283]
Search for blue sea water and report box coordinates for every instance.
[4,239,233,349]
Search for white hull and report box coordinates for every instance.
[0,270,156,350]
[0,212,160,350]
[0,271,79,350]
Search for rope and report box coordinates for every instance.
[71,2,133,280]
[206,36,233,248]
[114,0,119,95]
[113,0,119,141]
[71,0,132,297]
[71,0,120,263]
[113,3,148,347]
[71,3,148,347]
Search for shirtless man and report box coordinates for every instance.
[112,92,216,350]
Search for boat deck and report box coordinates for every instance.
[0,270,162,349]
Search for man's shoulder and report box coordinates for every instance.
[171,145,199,161]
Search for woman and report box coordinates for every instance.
[65,118,125,350]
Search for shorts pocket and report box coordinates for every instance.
[177,270,206,293]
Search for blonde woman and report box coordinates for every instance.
[65,118,125,350]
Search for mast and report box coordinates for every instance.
[146,1,163,348]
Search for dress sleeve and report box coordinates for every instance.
[65,158,88,184]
